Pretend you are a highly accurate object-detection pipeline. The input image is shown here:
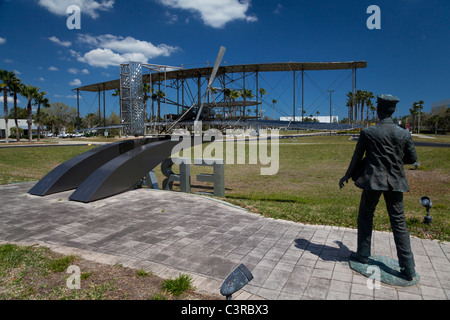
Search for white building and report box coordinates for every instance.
[0,119,45,139]
[280,116,339,123]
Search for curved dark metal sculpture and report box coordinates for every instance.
[28,137,166,196]
[28,134,205,203]
[68,137,180,203]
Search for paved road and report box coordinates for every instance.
[0,182,448,300]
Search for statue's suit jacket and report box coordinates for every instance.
[345,118,418,192]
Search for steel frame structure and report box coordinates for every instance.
[74,61,366,134]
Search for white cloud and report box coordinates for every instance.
[49,36,72,47]
[4,59,13,63]
[0,37,6,44]
[79,48,126,68]
[38,0,114,19]
[53,94,78,99]
[39,77,45,81]
[76,34,179,68]
[12,70,21,75]
[273,4,283,15]
[246,15,257,23]
[49,66,59,71]
[158,0,257,28]
[69,49,81,58]
[0,96,20,104]
[164,11,178,24]
[68,67,90,74]
[69,78,82,86]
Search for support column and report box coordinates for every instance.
[293,70,296,121]
[103,83,106,128]
[243,67,246,118]
[301,70,304,122]
[197,76,201,114]
[177,79,179,115]
[256,71,259,119]
[98,88,101,126]
[352,66,357,124]
[76,89,80,130]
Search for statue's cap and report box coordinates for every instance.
[377,94,399,115]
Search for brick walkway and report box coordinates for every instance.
[0,182,448,300]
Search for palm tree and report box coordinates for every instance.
[346,90,374,123]
[153,90,165,121]
[34,91,48,141]
[241,89,254,118]
[357,90,367,123]
[20,84,39,142]
[143,83,152,121]
[41,97,51,136]
[363,91,375,123]
[412,100,424,134]
[258,88,267,119]
[7,75,22,141]
[228,89,241,117]
[1,69,17,143]
[272,99,277,120]
[357,91,365,122]
[367,99,376,122]
[346,92,355,123]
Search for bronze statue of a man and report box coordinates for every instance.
[339,94,418,280]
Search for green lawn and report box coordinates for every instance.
[1,135,448,241]
[412,134,450,144]
[0,145,96,185]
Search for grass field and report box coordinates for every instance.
[194,135,449,242]
[0,134,448,241]
[0,243,214,300]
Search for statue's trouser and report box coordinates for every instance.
[357,189,416,270]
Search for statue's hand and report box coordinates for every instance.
[339,176,349,189]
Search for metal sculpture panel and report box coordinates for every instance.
[28,139,154,196]
[69,137,179,202]
[120,62,144,136]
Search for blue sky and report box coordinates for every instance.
[1,0,449,121]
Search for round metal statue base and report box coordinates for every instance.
[349,255,420,287]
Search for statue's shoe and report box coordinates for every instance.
[400,267,416,281]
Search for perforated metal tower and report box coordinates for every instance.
[120,62,144,136]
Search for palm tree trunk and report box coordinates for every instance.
[37,103,41,142]
[14,92,19,141]
[157,99,160,121]
[27,100,32,142]
[361,101,365,125]
[3,87,8,143]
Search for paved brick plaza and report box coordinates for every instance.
[0,182,448,300]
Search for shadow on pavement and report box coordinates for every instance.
[294,239,352,262]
